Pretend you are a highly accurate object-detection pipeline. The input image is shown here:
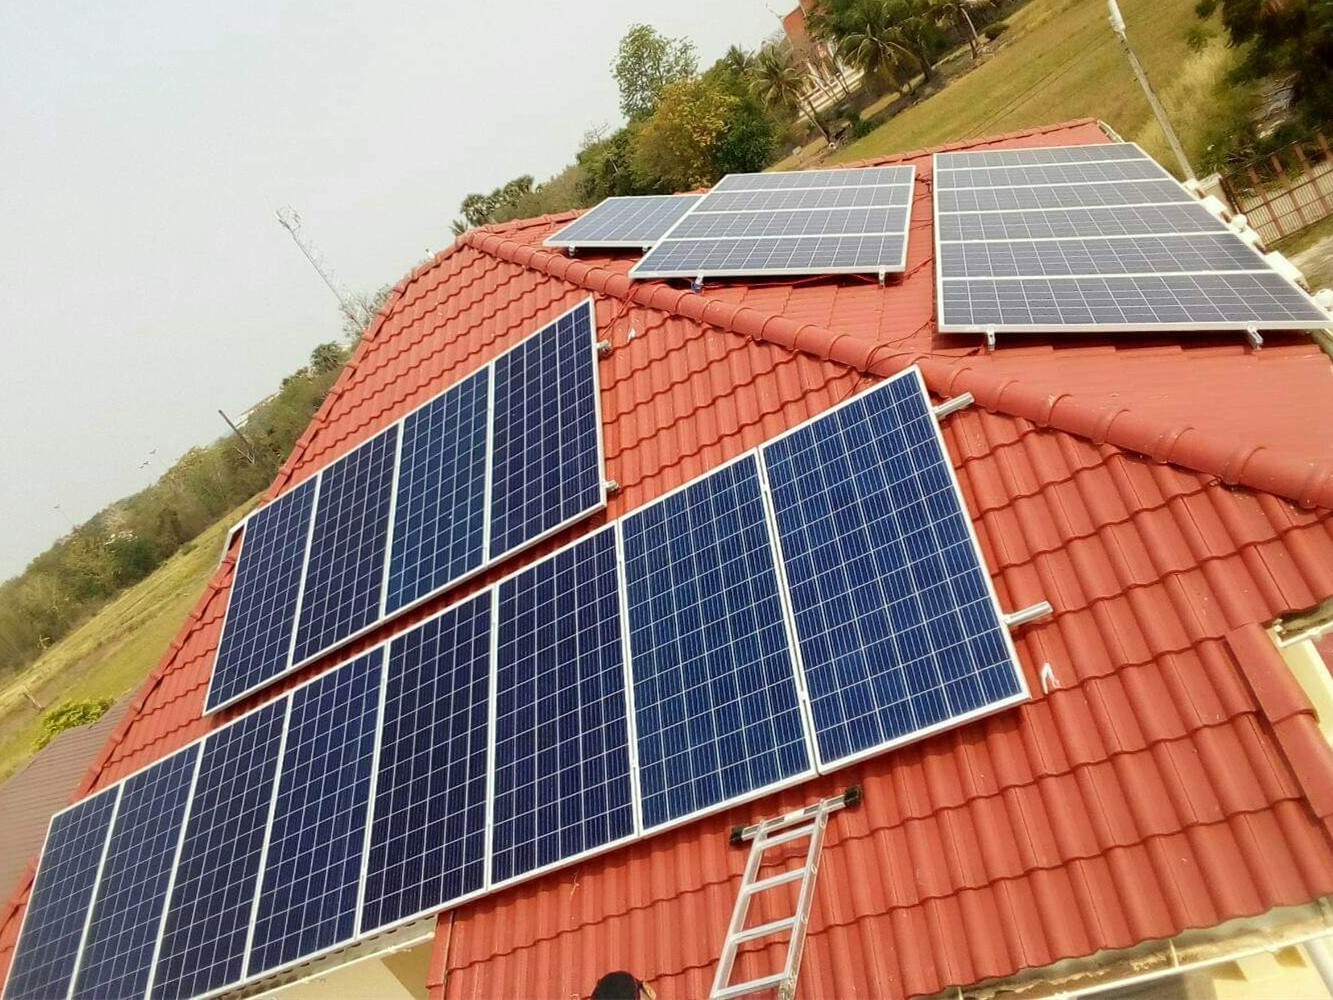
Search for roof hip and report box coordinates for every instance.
[463,227,1333,510]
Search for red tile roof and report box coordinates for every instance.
[5,118,1333,1000]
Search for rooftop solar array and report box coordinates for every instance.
[544,194,703,249]
[933,142,1333,333]
[7,367,1035,1000]
[630,166,916,280]
[205,298,606,714]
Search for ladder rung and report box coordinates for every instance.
[743,867,806,896]
[711,971,790,1000]
[733,916,797,944]
[756,821,817,850]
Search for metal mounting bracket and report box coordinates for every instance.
[565,246,576,257]
[1003,601,1054,630]
[604,479,621,495]
[878,268,888,286]
[984,326,997,352]
[1245,326,1263,351]
[596,339,613,358]
[692,275,705,294]
[933,392,975,421]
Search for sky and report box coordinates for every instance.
[0,0,785,580]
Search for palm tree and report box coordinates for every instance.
[752,45,833,142]
[723,44,754,77]
[836,0,932,92]
[927,0,986,59]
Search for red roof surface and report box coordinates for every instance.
[5,119,1333,1000]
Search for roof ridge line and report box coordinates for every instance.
[831,117,1105,168]
[463,227,1333,510]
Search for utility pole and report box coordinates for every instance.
[1107,0,1196,181]
[218,409,259,465]
[275,207,371,331]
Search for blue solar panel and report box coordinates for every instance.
[292,426,398,665]
[248,649,382,975]
[150,700,285,1000]
[488,300,603,559]
[207,479,317,712]
[492,529,635,883]
[3,787,118,1000]
[361,592,491,932]
[761,368,1026,767]
[71,747,199,1000]
[622,455,811,831]
[385,368,489,615]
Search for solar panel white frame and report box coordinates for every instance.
[630,166,917,280]
[543,194,704,249]
[933,142,1333,333]
[485,526,641,890]
[756,367,1030,773]
[205,298,608,715]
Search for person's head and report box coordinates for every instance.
[591,970,655,1000]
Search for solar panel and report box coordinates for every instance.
[361,592,492,934]
[491,528,635,884]
[385,368,489,616]
[150,700,285,1000]
[489,299,604,558]
[761,369,1027,767]
[544,194,703,248]
[3,788,118,1000]
[292,425,399,666]
[621,455,811,831]
[71,747,199,1000]
[631,166,916,280]
[207,479,317,713]
[936,203,1228,242]
[934,142,1151,168]
[934,142,1333,333]
[248,648,382,976]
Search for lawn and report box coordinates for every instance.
[831,0,1231,169]
[0,499,255,781]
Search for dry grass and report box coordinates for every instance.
[0,499,254,781]
[830,0,1223,169]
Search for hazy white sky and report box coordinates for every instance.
[0,1,785,579]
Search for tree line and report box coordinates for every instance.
[0,337,359,682]
[450,0,1011,233]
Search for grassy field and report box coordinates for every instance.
[831,0,1235,168]
[0,500,254,781]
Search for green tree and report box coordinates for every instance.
[926,0,985,58]
[752,45,833,142]
[450,175,536,236]
[835,0,925,91]
[1216,0,1333,121]
[33,698,112,751]
[612,24,698,121]
[578,126,662,201]
[632,79,739,191]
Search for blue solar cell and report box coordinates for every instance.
[761,369,1026,767]
[385,369,489,615]
[248,649,382,975]
[622,455,810,831]
[3,787,118,1000]
[492,529,635,883]
[150,700,285,1000]
[207,479,317,712]
[71,747,199,1000]
[489,300,603,558]
[292,426,398,665]
[361,592,492,932]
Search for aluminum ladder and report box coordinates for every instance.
[710,787,860,1000]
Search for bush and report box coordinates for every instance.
[983,21,1009,39]
[33,698,113,751]
[849,116,878,140]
